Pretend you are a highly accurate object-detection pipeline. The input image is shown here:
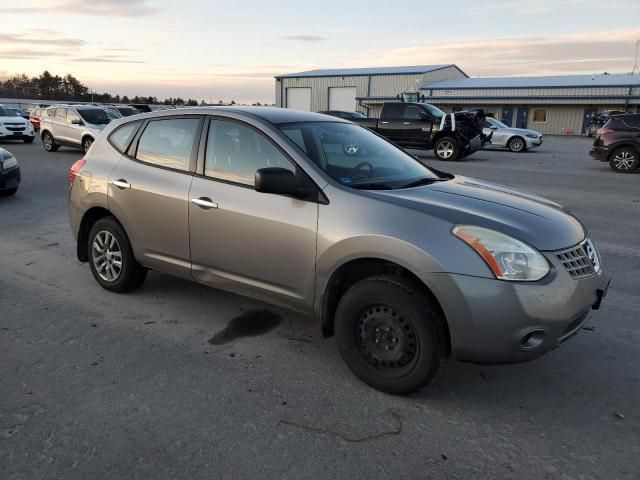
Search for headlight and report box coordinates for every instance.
[453,225,549,281]
[2,155,18,170]
[525,133,538,138]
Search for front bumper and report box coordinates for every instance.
[423,254,609,364]
[0,166,21,191]
[590,146,608,162]
[0,127,34,139]
[525,136,543,149]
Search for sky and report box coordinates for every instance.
[1,0,640,103]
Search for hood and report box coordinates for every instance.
[0,116,30,126]
[374,175,585,251]
[495,127,541,137]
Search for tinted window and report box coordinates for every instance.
[78,108,111,125]
[403,105,425,120]
[205,120,295,186]
[382,103,403,118]
[110,122,141,153]
[67,110,81,124]
[55,108,67,121]
[622,115,640,128]
[136,118,199,171]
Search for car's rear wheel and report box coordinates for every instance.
[88,217,147,293]
[0,188,17,197]
[82,137,94,153]
[434,137,459,161]
[334,275,449,395]
[609,147,639,173]
[508,136,526,152]
[42,132,58,152]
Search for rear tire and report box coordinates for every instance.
[42,132,58,152]
[434,137,460,161]
[334,275,449,395]
[87,217,147,293]
[609,146,639,173]
[507,136,526,152]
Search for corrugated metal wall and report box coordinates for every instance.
[427,86,632,97]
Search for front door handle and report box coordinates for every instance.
[111,179,131,189]
[403,122,411,125]
[192,197,218,210]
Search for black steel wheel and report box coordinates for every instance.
[335,275,449,395]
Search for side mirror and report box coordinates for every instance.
[71,119,81,125]
[490,125,498,130]
[255,167,301,197]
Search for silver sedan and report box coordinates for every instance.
[482,117,543,152]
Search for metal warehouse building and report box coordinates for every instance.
[275,65,640,135]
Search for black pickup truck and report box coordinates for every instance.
[352,102,489,161]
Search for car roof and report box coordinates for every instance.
[137,106,348,125]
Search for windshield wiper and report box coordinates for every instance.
[351,183,394,190]
[401,177,445,189]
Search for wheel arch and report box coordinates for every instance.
[77,207,124,262]
[607,143,640,161]
[319,257,451,352]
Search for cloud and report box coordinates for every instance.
[0,0,161,17]
[71,56,146,64]
[370,29,640,76]
[280,35,327,42]
[0,32,85,47]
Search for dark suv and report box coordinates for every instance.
[590,113,640,173]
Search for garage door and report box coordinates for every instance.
[286,88,311,111]
[329,87,357,112]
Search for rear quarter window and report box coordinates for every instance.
[109,121,142,154]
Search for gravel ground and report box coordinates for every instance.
[1,135,638,480]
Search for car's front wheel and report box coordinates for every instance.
[82,137,94,153]
[609,147,639,173]
[334,275,449,395]
[42,132,58,152]
[508,136,526,152]
[88,217,147,293]
[434,137,460,161]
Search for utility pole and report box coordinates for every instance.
[633,40,640,75]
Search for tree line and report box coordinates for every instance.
[0,70,200,106]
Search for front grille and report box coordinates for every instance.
[556,242,596,279]
[7,127,25,132]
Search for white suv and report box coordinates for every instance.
[40,105,120,153]
[0,105,35,143]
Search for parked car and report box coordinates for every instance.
[586,111,627,137]
[590,113,640,173]
[29,107,43,131]
[351,102,490,161]
[4,107,30,120]
[319,110,368,120]
[68,107,609,395]
[481,116,543,152]
[41,105,115,153]
[0,146,20,196]
[0,105,36,143]
[105,105,142,117]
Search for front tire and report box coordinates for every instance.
[0,187,17,197]
[334,275,449,395]
[434,137,460,161]
[42,132,58,152]
[87,217,147,293]
[507,136,526,152]
[609,147,639,173]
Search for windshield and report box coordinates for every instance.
[116,107,140,116]
[79,108,112,125]
[280,122,441,190]
[0,107,22,117]
[422,104,445,119]
[485,117,508,128]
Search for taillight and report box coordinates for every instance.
[69,159,86,184]
[596,127,614,135]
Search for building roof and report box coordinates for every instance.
[276,65,460,79]
[424,73,640,90]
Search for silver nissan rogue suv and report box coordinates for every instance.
[68,107,610,395]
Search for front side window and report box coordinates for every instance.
[67,110,81,124]
[532,109,547,123]
[205,120,295,186]
[280,122,440,190]
[136,118,199,171]
[403,105,426,120]
[110,121,141,153]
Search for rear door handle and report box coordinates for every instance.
[192,197,218,210]
[403,122,411,125]
[111,179,131,189]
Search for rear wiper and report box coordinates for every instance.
[401,177,445,189]
[351,183,394,190]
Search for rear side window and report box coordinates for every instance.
[382,103,403,118]
[55,108,67,121]
[204,119,295,186]
[135,118,199,171]
[46,108,56,118]
[622,115,640,128]
[109,121,141,153]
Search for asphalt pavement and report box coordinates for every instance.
[1,135,638,479]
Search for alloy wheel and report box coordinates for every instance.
[510,138,524,152]
[43,134,52,150]
[612,151,636,171]
[436,141,454,159]
[92,230,123,282]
